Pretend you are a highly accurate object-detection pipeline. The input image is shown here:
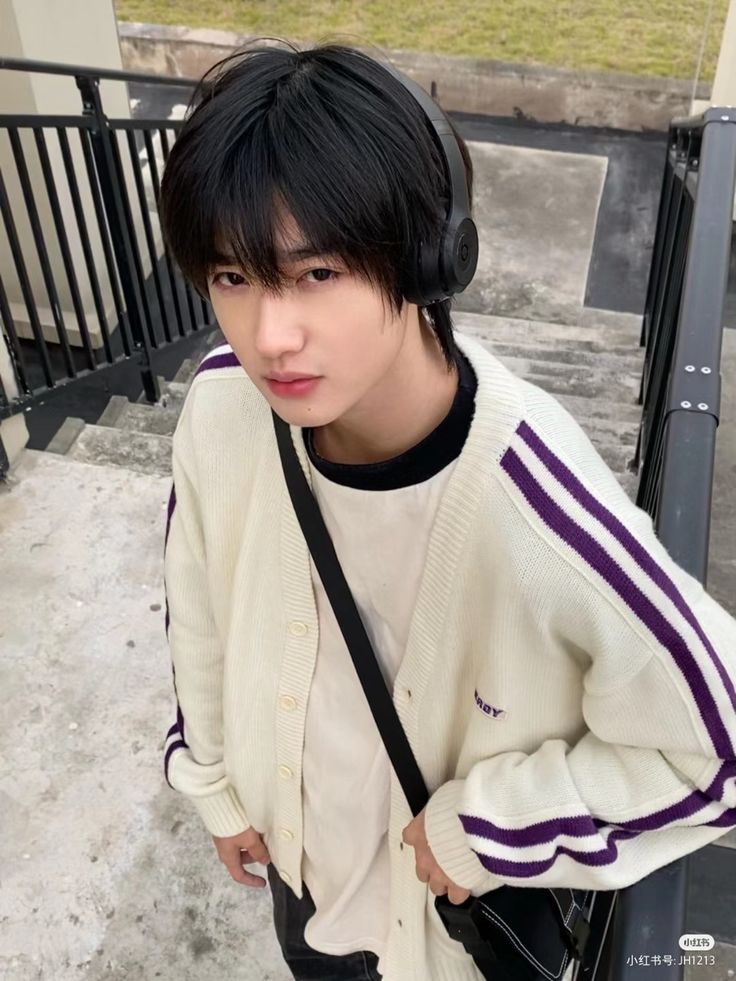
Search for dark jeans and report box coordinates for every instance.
[267,862,383,980]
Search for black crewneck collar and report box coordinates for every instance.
[302,351,477,491]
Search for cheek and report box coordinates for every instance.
[208,296,253,357]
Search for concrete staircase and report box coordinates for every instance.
[45,309,645,501]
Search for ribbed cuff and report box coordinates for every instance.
[425,780,502,895]
[191,784,250,838]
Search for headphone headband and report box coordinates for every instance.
[379,62,479,306]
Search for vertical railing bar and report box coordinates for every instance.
[143,127,185,336]
[8,126,72,375]
[183,280,198,332]
[106,127,157,348]
[639,186,691,461]
[0,162,54,387]
[642,163,686,404]
[158,125,197,334]
[124,127,172,344]
[77,74,159,404]
[158,126,170,162]
[640,139,676,349]
[57,127,114,364]
[0,266,31,394]
[77,126,133,356]
[33,126,97,373]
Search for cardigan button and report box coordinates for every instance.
[288,621,308,637]
[279,828,295,841]
[279,695,298,712]
[280,870,292,884]
[278,764,294,780]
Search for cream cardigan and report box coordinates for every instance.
[162,332,736,980]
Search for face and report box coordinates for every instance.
[206,218,413,429]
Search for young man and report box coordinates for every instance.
[159,41,736,981]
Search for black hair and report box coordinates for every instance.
[159,39,474,370]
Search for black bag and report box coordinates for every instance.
[273,411,594,980]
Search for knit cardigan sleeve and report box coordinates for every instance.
[162,392,250,838]
[424,394,736,894]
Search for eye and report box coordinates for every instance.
[211,271,247,288]
[302,267,338,284]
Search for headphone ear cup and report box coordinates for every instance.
[441,217,479,295]
[402,238,445,307]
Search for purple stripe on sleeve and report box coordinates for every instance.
[708,760,736,800]
[518,420,736,724]
[165,483,176,548]
[164,738,187,787]
[706,810,736,827]
[476,828,639,878]
[193,350,241,377]
[166,722,178,739]
[461,812,600,846]
[500,446,733,759]
[460,780,721,847]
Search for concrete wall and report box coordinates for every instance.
[118,21,711,133]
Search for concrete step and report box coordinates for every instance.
[488,339,644,374]
[136,377,190,408]
[109,401,180,438]
[65,423,172,478]
[497,354,641,402]
[556,392,643,427]
[578,417,640,449]
[455,311,642,350]
[173,357,198,386]
[587,440,637,476]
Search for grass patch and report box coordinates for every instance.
[115,0,728,82]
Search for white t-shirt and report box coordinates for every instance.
[301,457,459,960]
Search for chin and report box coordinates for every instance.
[267,401,338,429]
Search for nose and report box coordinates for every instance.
[253,290,306,361]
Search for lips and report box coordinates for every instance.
[265,375,321,398]
[266,372,319,382]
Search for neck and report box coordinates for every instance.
[313,313,459,465]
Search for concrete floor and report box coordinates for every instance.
[0,455,290,981]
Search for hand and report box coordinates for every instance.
[402,808,471,906]
[212,826,271,888]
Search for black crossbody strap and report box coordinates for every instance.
[272,411,430,817]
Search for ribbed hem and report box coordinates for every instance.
[425,780,501,895]
[191,785,250,837]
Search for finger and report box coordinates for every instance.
[225,862,268,888]
[415,852,434,882]
[243,839,271,865]
[428,874,449,897]
[447,886,471,906]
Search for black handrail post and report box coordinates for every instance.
[75,74,160,404]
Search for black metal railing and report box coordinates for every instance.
[0,56,209,478]
[610,106,736,981]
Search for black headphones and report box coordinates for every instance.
[381,64,479,308]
